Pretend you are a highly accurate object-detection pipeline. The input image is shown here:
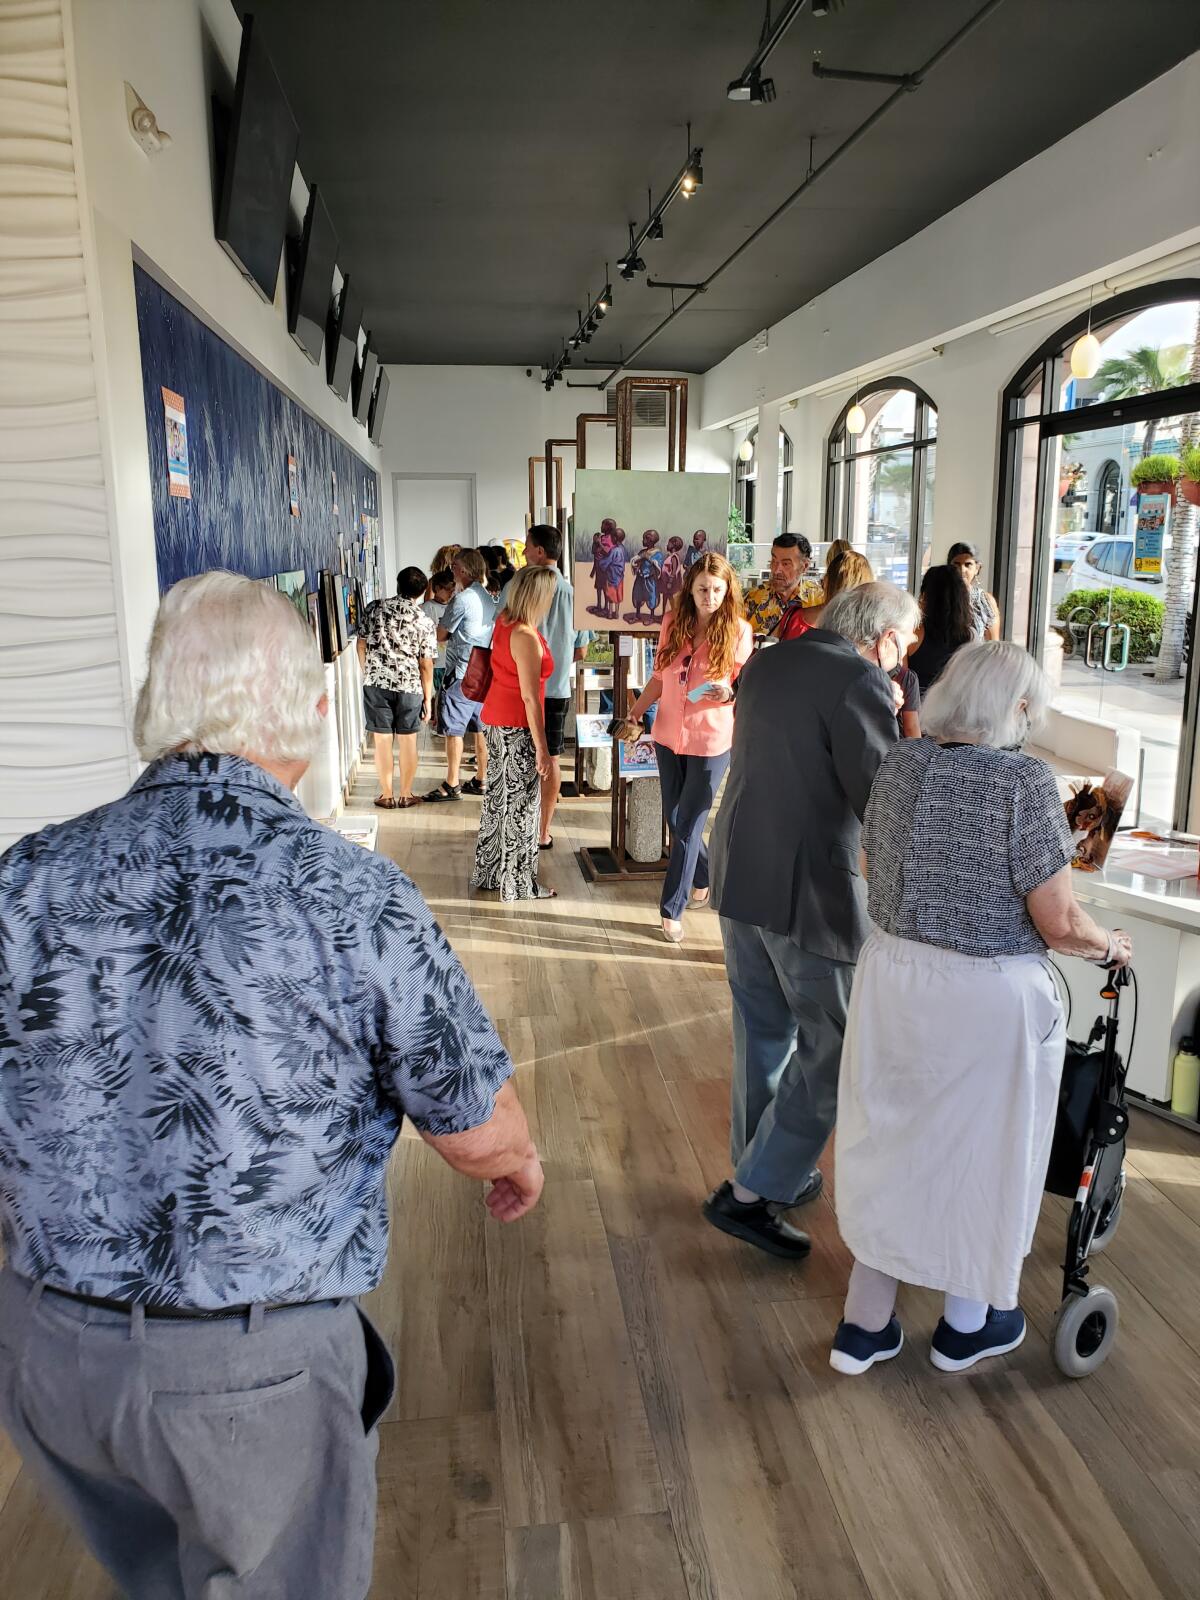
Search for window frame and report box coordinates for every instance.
[823,377,938,593]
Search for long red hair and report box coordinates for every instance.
[656,553,744,680]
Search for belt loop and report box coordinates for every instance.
[129,1303,146,1343]
[248,1302,265,1335]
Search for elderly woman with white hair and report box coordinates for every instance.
[830,641,1132,1377]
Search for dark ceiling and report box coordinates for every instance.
[236,0,1200,373]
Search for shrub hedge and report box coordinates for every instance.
[1056,587,1164,662]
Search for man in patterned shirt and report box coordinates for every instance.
[358,564,437,809]
[743,533,824,637]
[0,572,541,1599]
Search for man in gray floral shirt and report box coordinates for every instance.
[357,564,438,808]
[0,572,542,1599]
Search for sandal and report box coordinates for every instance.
[423,783,462,803]
[374,795,397,810]
[539,837,554,851]
[394,796,422,809]
[462,777,486,796]
[533,885,558,899]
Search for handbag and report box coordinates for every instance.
[460,644,493,703]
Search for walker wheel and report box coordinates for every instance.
[1088,1174,1125,1256]
[1052,1286,1118,1377]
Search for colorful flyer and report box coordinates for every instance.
[617,737,659,780]
[288,454,300,517]
[161,387,190,498]
[331,469,339,517]
[1133,492,1168,576]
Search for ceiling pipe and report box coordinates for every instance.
[593,0,1006,389]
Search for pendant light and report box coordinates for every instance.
[1070,286,1101,381]
[845,380,866,437]
[738,438,754,462]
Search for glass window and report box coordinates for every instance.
[995,283,1200,829]
[825,381,937,591]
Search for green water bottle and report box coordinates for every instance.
[1171,1037,1200,1121]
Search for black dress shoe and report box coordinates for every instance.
[701,1182,812,1260]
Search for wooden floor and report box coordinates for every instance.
[5,750,1200,1599]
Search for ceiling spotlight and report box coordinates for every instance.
[728,68,776,104]
[648,216,664,240]
[681,152,703,194]
[596,286,611,314]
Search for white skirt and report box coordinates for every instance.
[836,927,1065,1307]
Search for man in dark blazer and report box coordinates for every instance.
[704,582,921,1258]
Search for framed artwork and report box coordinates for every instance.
[321,570,344,655]
[576,713,612,750]
[572,468,729,633]
[273,568,308,624]
[306,592,333,662]
[617,737,659,780]
[336,574,353,643]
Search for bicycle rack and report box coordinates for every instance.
[1085,620,1131,673]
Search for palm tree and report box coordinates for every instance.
[1155,316,1200,684]
[1093,343,1189,456]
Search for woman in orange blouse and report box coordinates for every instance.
[619,554,752,942]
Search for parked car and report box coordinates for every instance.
[1065,533,1169,599]
[1053,529,1101,570]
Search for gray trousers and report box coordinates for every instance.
[0,1269,394,1599]
[721,915,855,1205]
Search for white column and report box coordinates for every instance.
[755,401,781,544]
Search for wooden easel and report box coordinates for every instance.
[578,378,688,882]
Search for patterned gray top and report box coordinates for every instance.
[863,739,1074,958]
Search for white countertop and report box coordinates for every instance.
[1073,853,1200,931]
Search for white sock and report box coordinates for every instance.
[843,1262,899,1334]
[943,1294,988,1334]
[731,1181,759,1204]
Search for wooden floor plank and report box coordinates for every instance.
[485,1177,665,1529]
[0,1470,117,1600]
[369,1413,506,1600]
[506,1512,690,1600]
[1124,1108,1200,1227]
[361,1139,494,1423]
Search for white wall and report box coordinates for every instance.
[378,367,732,582]
[705,50,1200,568]
[0,0,134,849]
[69,0,385,694]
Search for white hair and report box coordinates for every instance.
[134,571,326,764]
[922,640,1051,750]
[822,581,920,647]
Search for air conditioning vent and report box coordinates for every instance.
[605,390,667,429]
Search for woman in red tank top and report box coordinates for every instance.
[472,566,559,901]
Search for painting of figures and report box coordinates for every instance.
[273,569,308,624]
[572,469,729,634]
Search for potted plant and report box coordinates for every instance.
[1180,445,1200,508]
[1130,454,1181,498]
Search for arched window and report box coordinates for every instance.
[824,380,937,591]
[733,425,793,543]
[995,279,1200,828]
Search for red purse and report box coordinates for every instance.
[460,644,493,703]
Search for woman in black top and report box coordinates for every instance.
[908,564,974,691]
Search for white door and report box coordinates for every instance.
[391,475,475,585]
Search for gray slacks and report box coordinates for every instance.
[721,915,855,1205]
[0,1268,394,1599]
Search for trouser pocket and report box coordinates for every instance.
[356,1307,396,1432]
[151,1368,317,1578]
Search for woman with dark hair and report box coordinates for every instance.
[947,541,1001,639]
[908,564,974,691]
[482,544,515,597]
[618,554,752,942]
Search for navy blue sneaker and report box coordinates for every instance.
[829,1316,904,1376]
[930,1307,1026,1372]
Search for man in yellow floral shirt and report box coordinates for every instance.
[743,534,825,637]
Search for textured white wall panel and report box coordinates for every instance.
[0,0,133,850]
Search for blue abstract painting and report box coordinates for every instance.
[134,264,380,595]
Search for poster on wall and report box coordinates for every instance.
[572,468,729,633]
[331,469,339,517]
[288,454,300,517]
[1133,492,1169,577]
[161,387,191,498]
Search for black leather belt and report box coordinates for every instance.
[39,1282,319,1321]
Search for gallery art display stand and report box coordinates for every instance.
[578,374,689,883]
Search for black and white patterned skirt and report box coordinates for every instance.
[471,725,541,901]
